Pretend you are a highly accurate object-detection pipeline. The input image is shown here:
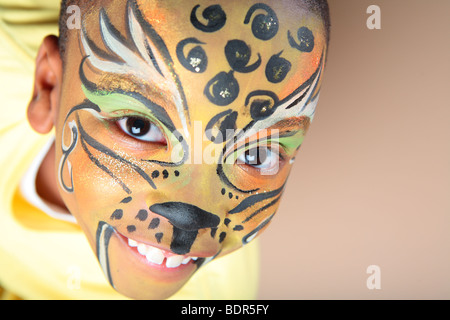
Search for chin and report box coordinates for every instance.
[93,221,209,300]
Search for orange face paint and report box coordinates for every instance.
[55,0,328,299]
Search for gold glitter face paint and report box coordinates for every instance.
[55,0,328,299]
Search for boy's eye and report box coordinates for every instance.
[117,117,166,143]
[237,146,279,170]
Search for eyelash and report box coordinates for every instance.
[103,114,287,173]
[107,115,167,145]
[237,146,283,170]
[229,141,287,174]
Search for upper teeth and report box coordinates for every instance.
[127,238,198,268]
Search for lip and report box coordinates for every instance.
[119,232,199,269]
[96,222,199,286]
[116,227,215,258]
[97,221,224,287]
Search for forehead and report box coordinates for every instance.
[77,0,326,128]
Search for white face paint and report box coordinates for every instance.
[55,0,328,300]
[80,3,191,139]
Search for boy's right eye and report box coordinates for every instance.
[116,117,166,144]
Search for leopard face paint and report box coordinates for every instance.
[56,0,327,299]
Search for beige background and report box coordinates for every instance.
[257,0,450,299]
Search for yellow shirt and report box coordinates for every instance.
[0,0,259,300]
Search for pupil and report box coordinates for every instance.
[127,118,150,136]
[245,147,268,166]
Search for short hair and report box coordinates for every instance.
[58,0,330,63]
[303,0,331,43]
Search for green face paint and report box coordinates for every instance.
[54,0,328,300]
[81,84,184,149]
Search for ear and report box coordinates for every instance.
[27,35,63,134]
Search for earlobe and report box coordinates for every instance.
[27,35,63,134]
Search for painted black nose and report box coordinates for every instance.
[149,202,220,231]
[149,202,221,255]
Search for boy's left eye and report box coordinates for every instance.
[117,117,166,143]
[237,146,279,170]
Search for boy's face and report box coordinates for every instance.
[55,0,326,299]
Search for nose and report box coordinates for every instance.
[149,202,221,255]
[149,202,220,231]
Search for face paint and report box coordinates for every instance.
[55,0,327,299]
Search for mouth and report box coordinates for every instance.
[95,221,214,299]
[127,238,199,269]
[96,221,215,289]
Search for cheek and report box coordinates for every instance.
[56,136,137,228]
[216,176,286,256]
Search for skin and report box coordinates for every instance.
[27,0,327,299]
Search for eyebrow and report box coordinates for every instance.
[222,119,306,164]
[80,56,177,134]
[267,116,310,150]
[79,1,191,137]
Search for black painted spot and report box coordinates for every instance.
[151,170,160,179]
[120,197,132,204]
[266,51,291,83]
[174,170,180,177]
[176,38,208,73]
[204,71,239,106]
[288,26,315,52]
[127,225,136,233]
[225,40,261,73]
[224,218,231,226]
[210,228,217,238]
[244,3,279,41]
[245,90,279,121]
[135,209,148,222]
[190,4,226,33]
[251,99,273,120]
[219,232,227,243]
[110,209,123,220]
[162,170,169,179]
[148,218,160,229]
[228,192,233,199]
[233,225,244,231]
[221,188,226,195]
[155,232,163,243]
[235,195,239,200]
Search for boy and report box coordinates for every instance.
[0,0,329,299]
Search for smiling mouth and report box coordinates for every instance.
[96,221,214,287]
[127,238,200,268]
